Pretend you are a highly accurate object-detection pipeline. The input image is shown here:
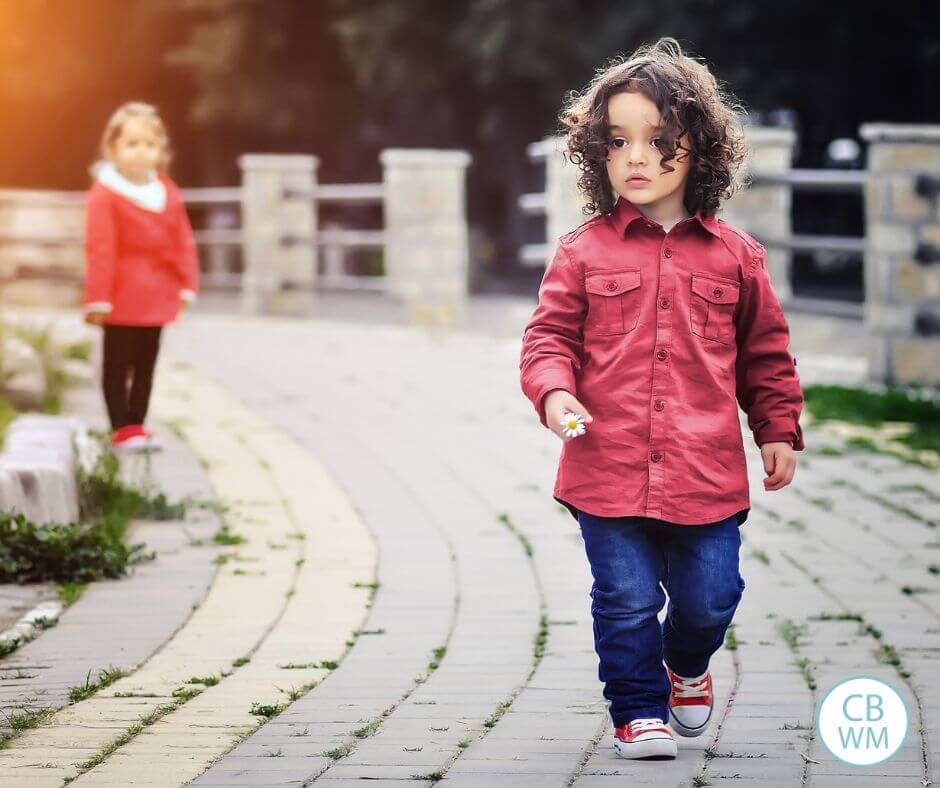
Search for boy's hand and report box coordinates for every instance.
[760,441,796,490]
[84,312,107,326]
[544,389,593,442]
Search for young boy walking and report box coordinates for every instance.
[519,38,804,760]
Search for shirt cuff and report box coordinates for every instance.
[180,289,198,305]
[84,302,113,314]
[756,418,805,451]
[529,369,577,429]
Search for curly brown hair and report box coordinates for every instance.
[560,37,748,217]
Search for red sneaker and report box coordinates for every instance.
[136,425,163,451]
[667,665,714,737]
[111,424,146,449]
[111,424,162,452]
[613,717,677,760]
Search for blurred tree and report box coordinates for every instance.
[0,0,937,274]
[0,0,186,187]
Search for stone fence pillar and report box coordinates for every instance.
[380,149,471,327]
[535,136,589,252]
[239,154,318,316]
[722,127,797,303]
[860,124,940,385]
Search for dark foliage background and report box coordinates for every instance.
[2,0,938,282]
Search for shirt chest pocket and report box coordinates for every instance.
[690,272,740,344]
[584,269,642,336]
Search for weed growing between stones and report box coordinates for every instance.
[497,513,533,556]
[68,666,127,703]
[62,693,202,783]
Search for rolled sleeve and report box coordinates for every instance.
[519,241,586,428]
[734,246,805,450]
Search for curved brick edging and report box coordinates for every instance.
[0,421,223,750]
[44,368,378,786]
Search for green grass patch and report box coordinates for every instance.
[352,718,382,738]
[724,624,739,651]
[497,513,533,557]
[810,612,863,621]
[187,675,220,687]
[249,701,285,719]
[804,383,940,454]
[3,705,53,731]
[0,638,21,658]
[213,524,246,546]
[57,581,88,607]
[0,442,192,584]
[68,666,127,703]
[483,698,513,728]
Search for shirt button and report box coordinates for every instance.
[654,400,665,411]
[656,349,668,361]
[651,451,663,462]
[605,281,618,292]
[663,247,673,258]
[659,298,670,309]
[713,287,723,297]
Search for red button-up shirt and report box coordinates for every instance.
[520,197,805,527]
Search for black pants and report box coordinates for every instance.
[102,325,163,430]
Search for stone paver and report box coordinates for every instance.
[152,313,935,787]
[0,304,936,787]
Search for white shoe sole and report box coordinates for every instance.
[613,734,678,759]
[669,707,712,738]
[113,437,163,452]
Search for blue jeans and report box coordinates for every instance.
[577,511,745,727]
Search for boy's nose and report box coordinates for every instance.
[627,146,646,165]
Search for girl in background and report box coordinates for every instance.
[83,102,199,450]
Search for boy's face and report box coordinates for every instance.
[605,90,693,213]
[107,116,163,184]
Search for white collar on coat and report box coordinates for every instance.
[96,161,167,212]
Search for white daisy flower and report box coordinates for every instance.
[560,410,587,438]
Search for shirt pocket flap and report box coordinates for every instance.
[691,273,740,304]
[585,269,641,296]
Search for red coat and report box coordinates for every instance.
[519,197,805,527]
[83,174,199,326]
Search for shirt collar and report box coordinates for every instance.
[609,196,721,239]
[96,161,167,213]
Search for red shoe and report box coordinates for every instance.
[136,425,163,451]
[111,424,146,450]
[111,424,162,452]
[613,718,677,760]
[667,665,714,737]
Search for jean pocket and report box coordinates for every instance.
[585,269,642,336]
[690,272,740,345]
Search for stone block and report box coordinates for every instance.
[891,336,940,385]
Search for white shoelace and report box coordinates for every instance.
[629,717,666,732]
[673,673,709,699]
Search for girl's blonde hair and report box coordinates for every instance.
[94,101,172,174]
